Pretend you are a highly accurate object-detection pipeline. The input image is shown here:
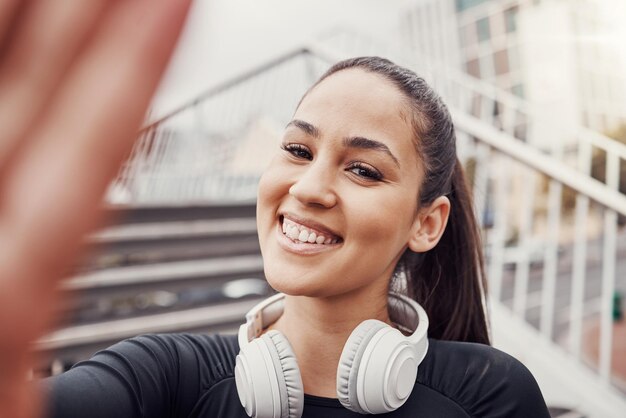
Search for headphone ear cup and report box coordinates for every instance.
[336,320,388,414]
[263,331,304,418]
[235,331,304,418]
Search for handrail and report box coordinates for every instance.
[451,110,626,215]
[578,126,626,161]
[142,47,314,132]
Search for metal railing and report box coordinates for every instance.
[454,111,626,416]
[111,50,330,204]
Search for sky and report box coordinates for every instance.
[150,0,407,118]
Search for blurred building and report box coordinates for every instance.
[401,0,626,148]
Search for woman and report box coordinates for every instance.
[43,57,550,417]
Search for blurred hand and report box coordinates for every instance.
[0,1,192,417]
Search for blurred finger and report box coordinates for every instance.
[0,0,113,180]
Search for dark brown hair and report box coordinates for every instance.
[313,57,490,345]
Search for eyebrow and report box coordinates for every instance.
[286,119,401,168]
[286,119,320,138]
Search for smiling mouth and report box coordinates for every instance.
[279,215,343,245]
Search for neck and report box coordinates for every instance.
[264,287,394,398]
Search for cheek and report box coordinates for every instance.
[258,160,290,204]
[256,160,291,233]
[345,187,416,247]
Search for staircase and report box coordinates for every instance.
[38,203,268,376]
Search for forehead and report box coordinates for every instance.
[294,68,416,154]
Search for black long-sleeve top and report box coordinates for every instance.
[43,333,550,417]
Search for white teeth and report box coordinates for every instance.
[281,217,340,245]
[287,226,300,240]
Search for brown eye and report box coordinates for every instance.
[347,163,383,181]
[281,143,312,160]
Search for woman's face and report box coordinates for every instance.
[257,68,423,298]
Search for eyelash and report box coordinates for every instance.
[280,143,384,181]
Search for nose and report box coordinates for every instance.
[288,161,337,208]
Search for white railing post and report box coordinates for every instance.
[489,157,510,302]
[599,153,619,383]
[539,178,562,340]
[513,167,536,318]
[472,142,490,229]
[569,140,592,359]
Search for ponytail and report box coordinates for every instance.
[317,57,490,345]
[397,159,490,345]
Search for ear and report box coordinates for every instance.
[407,196,451,253]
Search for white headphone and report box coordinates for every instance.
[234,292,429,417]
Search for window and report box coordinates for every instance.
[504,6,519,33]
[467,59,481,77]
[476,17,491,42]
[494,49,509,75]
[456,0,490,12]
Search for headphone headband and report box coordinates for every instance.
[238,292,429,361]
[238,292,285,349]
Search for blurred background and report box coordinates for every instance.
[37,1,626,417]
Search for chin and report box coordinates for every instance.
[263,263,331,298]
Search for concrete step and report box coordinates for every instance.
[81,233,260,271]
[65,254,264,292]
[101,202,257,225]
[80,216,259,270]
[38,297,265,374]
[88,218,258,243]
